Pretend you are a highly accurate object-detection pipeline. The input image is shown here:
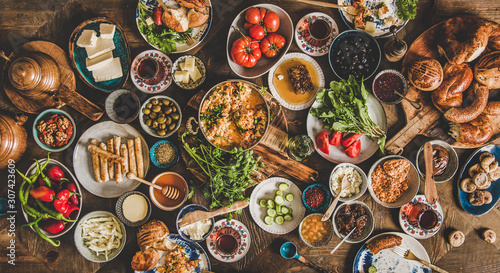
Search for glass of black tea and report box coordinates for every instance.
[308,18,332,41]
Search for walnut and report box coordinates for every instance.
[43,134,54,146]
[57,117,70,130]
[55,131,67,142]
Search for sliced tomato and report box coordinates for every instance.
[345,139,361,158]
[316,132,330,154]
[329,131,342,146]
[342,133,363,148]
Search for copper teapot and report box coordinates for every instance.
[0,112,27,169]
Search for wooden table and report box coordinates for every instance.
[1,0,500,272]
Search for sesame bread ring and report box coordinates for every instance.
[481,155,498,173]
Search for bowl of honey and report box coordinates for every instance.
[149,172,189,211]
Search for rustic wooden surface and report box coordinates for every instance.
[0,0,500,272]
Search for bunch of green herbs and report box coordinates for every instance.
[181,131,261,218]
[137,2,188,54]
[396,0,418,21]
[310,75,386,152]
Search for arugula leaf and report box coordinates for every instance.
[396,0,418,21]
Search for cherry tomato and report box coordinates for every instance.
[249,24,266,40]
[345,139,361,158]
[263,11,280,33]
[329,131,342,146]
[260,33,286,58]
[245,7,262,25]
[231,36,261,68]
[342,133,363,148]
[316,132,330,154]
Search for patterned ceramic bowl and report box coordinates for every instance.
[171,55,206,90]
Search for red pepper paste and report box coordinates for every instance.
[373,72,404,103]
[305,186,326,209]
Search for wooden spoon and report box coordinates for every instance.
[178,200,249,228]
[321,175,349,221]
[423,142,438,204]
[127,173,180,200]
[296,0,358,15]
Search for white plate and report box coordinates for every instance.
[294,12,339,56]
[206,219,251,263]
[267,52,325,111]
[135,0,212,54]
[338,0,408,38]
[249,177,306,234]
[306,94,387,164]
[399,195,443,239]
[353,232,431,273]
[73,121,149,198]
[130,50,173,94]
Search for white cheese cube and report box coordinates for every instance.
[174,71,185,82]
[184,57,195,72]
[179,61,185,71]
[189,66,202,82]
[86,37,115,59]
[181,70,190,84]
[100,23,116,39]
[145,17,154,26]
[92,57,123,82]
[365,21,376,34]
[86,51,114,71]
[77,30,97,48]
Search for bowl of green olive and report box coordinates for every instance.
[139,95,182,138]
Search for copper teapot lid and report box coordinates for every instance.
[8,56,42,91]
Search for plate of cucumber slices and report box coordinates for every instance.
[249,177,306,234]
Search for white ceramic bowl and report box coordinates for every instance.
[415,140,459,183]
[329,163,368,202]
[172,55,206,90]
[149,172,189,211]
[139,95,182,138]
[332,200,374,243]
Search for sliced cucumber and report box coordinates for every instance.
[368,266,377,273]
[278,183,289,191]
[284,214,293,221]
[267,199,275,208]
[281,206,290,214]
[285,193,294,202]
[259,199,267,207]
[267,208,277,217]
[275,215,285,225]
[275,190,284,196]
[276,205,283,215]
[275,195,285,205]
[264,216,274,225]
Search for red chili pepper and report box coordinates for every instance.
[62,204,79,219]
[47,165,65,182]
[39,219,65,234]
[345,139,361,158]
[56,189,71,203]
[329,131,342,146]
[66,183,79,206]
[342,133,363,148]
[30,186,55,202]
[54,189,79,218]
[154,7,163,25]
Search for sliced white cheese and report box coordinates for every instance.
[92,57,123,82]
[179,62,185,71]
[77,29,97,48]
[86,51,114,71]
[184,57,195,72]
[99,23,116,39]
[189,65,202,82]
[181,70,190,84]
[145,17,154,26]
[174,71,185,82]
[365,21,376,34]
[86,37,115,59]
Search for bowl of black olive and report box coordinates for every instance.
[140,95,182,138]
[328,30,381,81]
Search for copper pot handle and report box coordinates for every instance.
[0,50,10,62]
[52,87,104,121]
[15,113,28,126]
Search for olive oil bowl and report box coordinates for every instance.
[139,95,182,138]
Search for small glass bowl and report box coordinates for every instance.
[299,213,334,247]
[372,69,408,105]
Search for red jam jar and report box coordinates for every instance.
[372,70,407,105]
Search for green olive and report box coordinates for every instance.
[152,105,162,112]
[145,119,153,127]
[157,130,166,136]
[168,123,176,131]
[151,121,159,129]
[159,123,166,130]
[164,107,172,115]
[157,117,166,124]
[171,113,180,120]
[151,98,159,105]
[149,112,157,119]
[142,108,151,115]
[172,107,177,113]
[158,113,165,119]
[162,99,170,106]
[166,116,172,125]
[146,103,153,109]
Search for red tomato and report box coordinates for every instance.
[249,24,266,40]
[316,132,330,154]
[345,139,361,158]
[244,22,254,30]
[260,33,285,58]
[263,11,280,33]
[231,36,261,68]
[245,7,262,25]
[342,133,363,148]
[329,131,342,146]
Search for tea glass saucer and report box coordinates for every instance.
[399,195,443,239]
[206,219,251,263]
[295,12,339,56]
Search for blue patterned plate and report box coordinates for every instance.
[171,55,206,90]
[137,234,210,273]
[337,0,408,38]
[458,144,500,216]
[353,232,431,273]
[69,17,130,92]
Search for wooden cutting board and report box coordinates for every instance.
[177,84,319,185]
[385,21,500,155]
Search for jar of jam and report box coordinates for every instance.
[372,69,407,105]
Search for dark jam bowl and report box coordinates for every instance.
[301,184,332,213]
[328,30,381,82]
[372,70,408,105]
[105,89,140,124]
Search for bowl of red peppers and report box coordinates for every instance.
[18,154,82,246]
[33,109,76,152]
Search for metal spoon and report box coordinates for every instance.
[394,90,422,110]
[330,227,356,254]
[321,175,349,221]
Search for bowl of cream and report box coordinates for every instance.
[176,204,215,242]
[116,191,151,227]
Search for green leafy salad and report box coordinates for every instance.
[137,2,188,54]
[310,75,386,153]
[396,0,418,21]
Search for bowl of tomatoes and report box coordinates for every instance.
[226,4,293,79]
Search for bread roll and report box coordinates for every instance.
[474,51,500,89]
[175,0,207,12]
[98,143,109,182]
[107,139,114,179]
[449,113,493,145]
[187,8,209,28]
[431,62,472,113]
[407,59,443,91]
[443,82,488,123]
[90,139,102,183]
[135,137,144,179]
[137,219,169,251]
[121,144,129,174]
[127,139,137,177]
[131,249,159,271]
[162,7,189,32]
